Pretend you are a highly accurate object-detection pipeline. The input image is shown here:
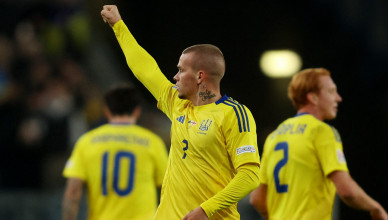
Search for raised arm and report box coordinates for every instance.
[101,5,171,100]
[329,171,388,220]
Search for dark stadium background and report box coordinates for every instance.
[0,0,387,219]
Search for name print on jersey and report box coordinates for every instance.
[271,123,307,139]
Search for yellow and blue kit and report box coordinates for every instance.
[260,113,348,220]
[113,20,260,219]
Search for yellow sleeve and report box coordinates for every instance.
[200,164,260,217]
[112,20,171,100]
[315,124,348,176]
[223,103,260,169]
[63,135,87,180]
[259,135,272,184]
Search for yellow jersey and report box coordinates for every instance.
[113,20,260,220]
[260,113,348,220]
[63,123,168,220]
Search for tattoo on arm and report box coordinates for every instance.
[199,90,216,101]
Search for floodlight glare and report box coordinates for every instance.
[260,50,302,78]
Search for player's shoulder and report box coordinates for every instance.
[131,125,165,142]
[75,123,108,142]
[132,124,159,136]
[216,95,254,132]
[216,95,252,114]
[297,114,341,141]
[84,123,110,136]
[291,113,329,128]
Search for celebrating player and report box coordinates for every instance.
[101,5,261,220]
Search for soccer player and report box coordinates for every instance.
[62,85,168,220]
[101,5,260,220]
[250,68,388,220]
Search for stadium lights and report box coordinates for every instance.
[259,50,302,78]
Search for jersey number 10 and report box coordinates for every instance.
[101,151,136,196]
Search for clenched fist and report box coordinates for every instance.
[101,5,122,27]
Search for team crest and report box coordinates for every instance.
[199,119,213,132]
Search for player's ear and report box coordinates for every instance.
[132,106,141,120]
[307,92,318,105]
[197,71,205,84]
[104,106,112,120]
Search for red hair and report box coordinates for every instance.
[288,68,331,110]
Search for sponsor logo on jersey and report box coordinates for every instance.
[177,115,185,124]
[236,145,256,155]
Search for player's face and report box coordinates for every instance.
[316,75,342,120]
[174,53,198,100]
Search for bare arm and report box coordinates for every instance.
[250,184,268,220]
[329,171,388,220]
[62,178,84,220]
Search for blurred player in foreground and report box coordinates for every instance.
[101,5,260,220]
[62,85,168,220]
[250,68,387,220]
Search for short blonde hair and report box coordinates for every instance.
[288,68,331,110]
[182,44,225,80]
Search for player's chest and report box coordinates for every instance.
[172,109,223,142]
[171,110,226,158]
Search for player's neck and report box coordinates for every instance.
[297,106,323,121]
[193,88,221,106]
[109,115,137,124]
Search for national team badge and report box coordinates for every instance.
[199,119,213,131]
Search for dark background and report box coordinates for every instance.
[0,0,387,219]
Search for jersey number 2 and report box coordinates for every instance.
[273,142,289,193]
[101,151,136,196]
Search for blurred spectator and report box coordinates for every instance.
[0,0,100,190]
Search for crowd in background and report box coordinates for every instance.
[0,0,105,189]
[0,0,170,193]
